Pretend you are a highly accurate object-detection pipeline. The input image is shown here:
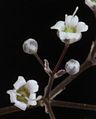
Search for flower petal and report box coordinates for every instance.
[65,15,79,26]
[28,100,37,106]
[51,21,65,31]
[58,31,81,44]
[66,32,81,40]
[76,22,88,32]
[14,100,27,111]
[7,90,16,103]
[57,31,66,43]
[26,80,39,93]
[29,93,36,100]
[66,32,82,44]
[13,76,26,90]
[70,16,79,26]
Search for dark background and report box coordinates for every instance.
[1,0,96,119]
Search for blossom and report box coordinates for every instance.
[7,76,39,111]
[51,7,88,44]
[85,0,96,12]
[65,59,80,75]
[23,38,38,55]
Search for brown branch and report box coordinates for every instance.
[34,53,44,67]
[53,43,69,74]
[45,100,56,119]
[51,100,96,111]
[44,43,69,98]
[50,61,92,99]
[0,105,37,117]
[0,106,21,116]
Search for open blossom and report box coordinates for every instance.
[51,7,88,44]
[7,76,40,111]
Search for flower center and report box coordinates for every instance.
[64,26,76,33]
[16,85,30,104]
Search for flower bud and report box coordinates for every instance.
[85,0,96,14]
[65,59,80,75]
[23,38,38,55]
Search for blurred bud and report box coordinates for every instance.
[44,59,52,76]
[85,0,96,14]
[65,59,80,75]
[23,38,38,55]
[90,41,96,65]
[54,69,65,79]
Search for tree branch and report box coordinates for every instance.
[51,100,96,111]
[50,61,92,99]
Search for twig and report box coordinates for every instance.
[34,53,44,67]
[44,43,69,98]
[53,43,69,74]
[0,105,37,116]
[50,60,92,99]
[0,106,21,116]
[45,101,56,119]
[44,76,54,98]
[51,100,96,111]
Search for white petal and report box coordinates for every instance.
[76,22,88,32]
[69,16,79,26]
[29,93,36,100]
[58,31,81,44]
[26,80,39,93]
[51,21,65,31]
[65,15,79,27]
[65,15,73,26]
[7,90,16,103]
[14,100,27,111]
[57,31,66,43]
[28,100,37,106]
[13,76,26,90]
[65,32,82,44]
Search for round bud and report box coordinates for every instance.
[23,38,38,55]
[65,59,80,75]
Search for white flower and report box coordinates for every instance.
[51,7,88,44]
[23,38,38,55]
[7,76,40,111]
[65,59,80,75]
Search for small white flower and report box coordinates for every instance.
[23,38,38,55]
[51,7,88,44]
[7,76,40,111]
[65,59,80,75]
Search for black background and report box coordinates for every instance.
[1,0,96,119]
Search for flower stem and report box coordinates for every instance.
[0,105,38,116]
[51,100,96,111]
[44,43,69,98]
[47,104,56,119]
[0,106,21,116]
[45,100,56,119]
[34,53,44,67]
[44,76,54,98]
[53,43,69,74]
[50,60,92,99]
